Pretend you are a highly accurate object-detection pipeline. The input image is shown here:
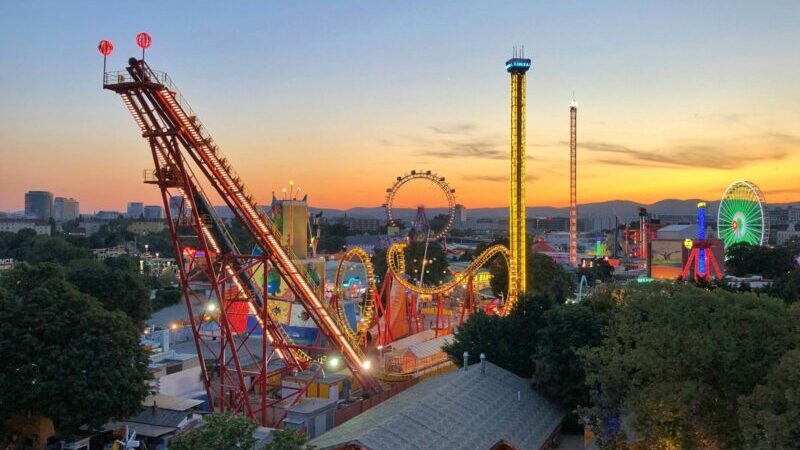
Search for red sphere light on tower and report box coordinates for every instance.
[136,32,152,49]
[97,39,114,56]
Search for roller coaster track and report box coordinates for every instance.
[331,247,378,349]
[118,89,312,367]
[385,242,519,316]
[105,58,377,395]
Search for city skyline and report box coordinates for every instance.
[1,1,799,212]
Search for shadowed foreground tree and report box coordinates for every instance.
[0,264,150,438]
[267,428,316,450]
[443,294,550,378]
[170,413,257,450]
[738,349,800,449]
[65,258,151,326]
[725,242,796,279]
[535,295,613,431]
[581,283,800,449]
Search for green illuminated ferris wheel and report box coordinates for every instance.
[717,180,769,249]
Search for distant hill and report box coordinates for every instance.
[213,198,799,221]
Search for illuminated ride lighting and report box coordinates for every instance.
[505,58,532,71]
[327,356,340,369]
[97,39,114,56]
[136,32,152,49]
[108,57,395,398]
[124,87,296,362]
[383,242,518,315]
[718,180,768,250]
[681,201,723,282]
[165,109,366,367]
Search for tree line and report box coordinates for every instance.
[444,239,800,448]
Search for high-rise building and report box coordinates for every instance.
[143,205,164,219]
[455,204,467,224]
[127,202,144,218]
[53,197,80,221]
[24,191,53,220]
[168,196,184,218]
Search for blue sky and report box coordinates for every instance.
[1,1,799,211]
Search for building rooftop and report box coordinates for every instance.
[657,224,695,233]
[384,329,437,353]
[125,407,194,428]
[310,361,565,450]
[405,334,452,359]
[287,397,338,415]
[142,394,204,412]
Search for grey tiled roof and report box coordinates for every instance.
[126,407,192,428]
[311,362,565,450]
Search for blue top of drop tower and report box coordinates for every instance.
[505,58,532,73]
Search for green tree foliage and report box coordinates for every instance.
[317,222,350,254]
[738,347,800,449]
[476,237,510,297]
[0,264,150,437]
[267,428,316,450]
[0,229,38,256]
[103,254,139,273]
[443,295,550,378]
[403,241,449,286]
[61,218,81,234]
[153,286,182,310]
[479,237,575,301]
[372,242,451,291]
[0,232,92,265]
[577,258,614,286]
[88,218,134,248]
[65,258,151,325]
[169,413,257,450]
[528,252,576,301]
[137,228,174,256]
[227,218,257,253]
[428,213,452,237]
[770,268,800,304]
[581,283,800,449]
[535,297,612,428]
[372,248,388,282]
[725,242,796,279]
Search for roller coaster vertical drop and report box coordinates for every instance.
[104,58,379,422]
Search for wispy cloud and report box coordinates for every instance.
[428,122,476,135]
[466,174,538,182]
[768,133,800,145]
[421,138,506,160]
[763,187,800,195]
[582,140,788,170]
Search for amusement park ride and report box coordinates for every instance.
[99,35,529,426]
[681,202,724,281]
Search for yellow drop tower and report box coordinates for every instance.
[506,53,532,296]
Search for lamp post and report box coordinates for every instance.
[376,345,385,370]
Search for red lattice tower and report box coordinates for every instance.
[103,56,378,425]
[569,98,578,267]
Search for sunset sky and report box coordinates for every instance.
[1,1,799,213]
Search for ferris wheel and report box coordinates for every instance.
[384,170,456,242]
[717,180,769,249]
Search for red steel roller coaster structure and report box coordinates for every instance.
[103,57,378,425]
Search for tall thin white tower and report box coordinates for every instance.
[569,97,578,267]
